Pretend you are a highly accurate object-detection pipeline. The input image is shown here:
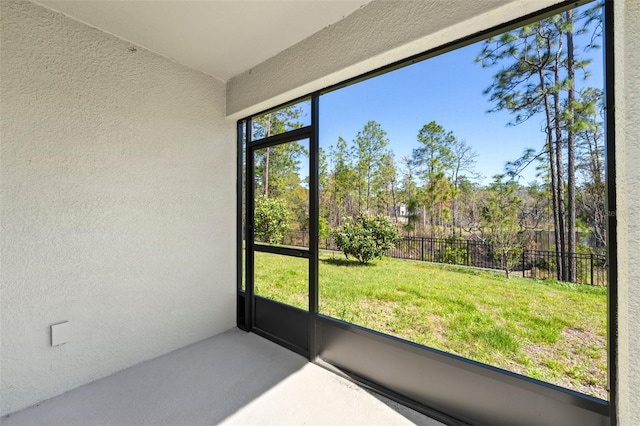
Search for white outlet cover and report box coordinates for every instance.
[51,321,69,346]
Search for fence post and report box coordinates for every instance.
[522,250,526,278]
[421,237,425,262]
[590,253,594,286]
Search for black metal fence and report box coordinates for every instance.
[287,231,607,286]
[385,237,607,286]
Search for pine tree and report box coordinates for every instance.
[477,6,601,281]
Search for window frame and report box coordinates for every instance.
[236,1,616,423]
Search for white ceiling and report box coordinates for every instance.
[35,0,371,81]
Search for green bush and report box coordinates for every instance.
[535,255,556,272]
[254,196,290,244]
[332,214,400,264]
[438,237,469,265]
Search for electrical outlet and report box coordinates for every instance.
[51,321,69,346]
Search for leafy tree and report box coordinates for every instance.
[353,121,389,212]
[374,152,399,220]
[254,143,307,199]
[480,177,527,278]
[477,6,601,281]
[327,136,357,227]
[412,121,456,236]
[399,156,420,235]
[318,216,330,243]
[450,139,478,236]
[254,196,290,244]
[521,181,550,233]
[287,184,310,238]
[404,197,420,236]
[574,87,606,249]
[414,121,456,176]
[332,213,400,264]
[455,177,482,234]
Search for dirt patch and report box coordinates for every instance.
[427,315,447,345]
[358,298,399,334]
[521,327,608,399]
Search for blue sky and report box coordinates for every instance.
[317,6,604,186]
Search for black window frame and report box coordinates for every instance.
[236,1,616,424]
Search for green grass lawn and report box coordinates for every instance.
[253,250,608,400]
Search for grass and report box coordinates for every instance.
[253,250,608,400]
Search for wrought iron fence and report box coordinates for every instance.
[286,231,607,286]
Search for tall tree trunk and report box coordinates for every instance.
[538,33,564,281]
[565,11,577,282]
[548,141,563,281]
[391,180,399,224]
[552,38,567,281]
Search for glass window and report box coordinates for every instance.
[317,3,607,400]
[254,252,308,310]
[251,99,311,141]
[253,139,310,249]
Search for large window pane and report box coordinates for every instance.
[254,252,308,310]
[318,3,607,400]
[253,139,310,249]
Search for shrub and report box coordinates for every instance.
[254,196,290,244]
[332,213,401,264]
[438,236,469,265]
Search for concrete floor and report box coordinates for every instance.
[2,328,444,425]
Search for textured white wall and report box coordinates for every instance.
[226,0,565,119]
[0,0,236,416]
[614,1,639,425]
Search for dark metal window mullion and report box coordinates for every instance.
[236,120,246,330]
[254,243,310,259]
[603,1,617,423]
[308,93,320,361]
[245,119,254,331]
[247,126,313,150]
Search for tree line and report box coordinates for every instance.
[250,3,605,282]
[477,4,605,281]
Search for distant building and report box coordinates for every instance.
[389,204,407,217]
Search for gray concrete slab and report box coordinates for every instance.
[2,329,444,425]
